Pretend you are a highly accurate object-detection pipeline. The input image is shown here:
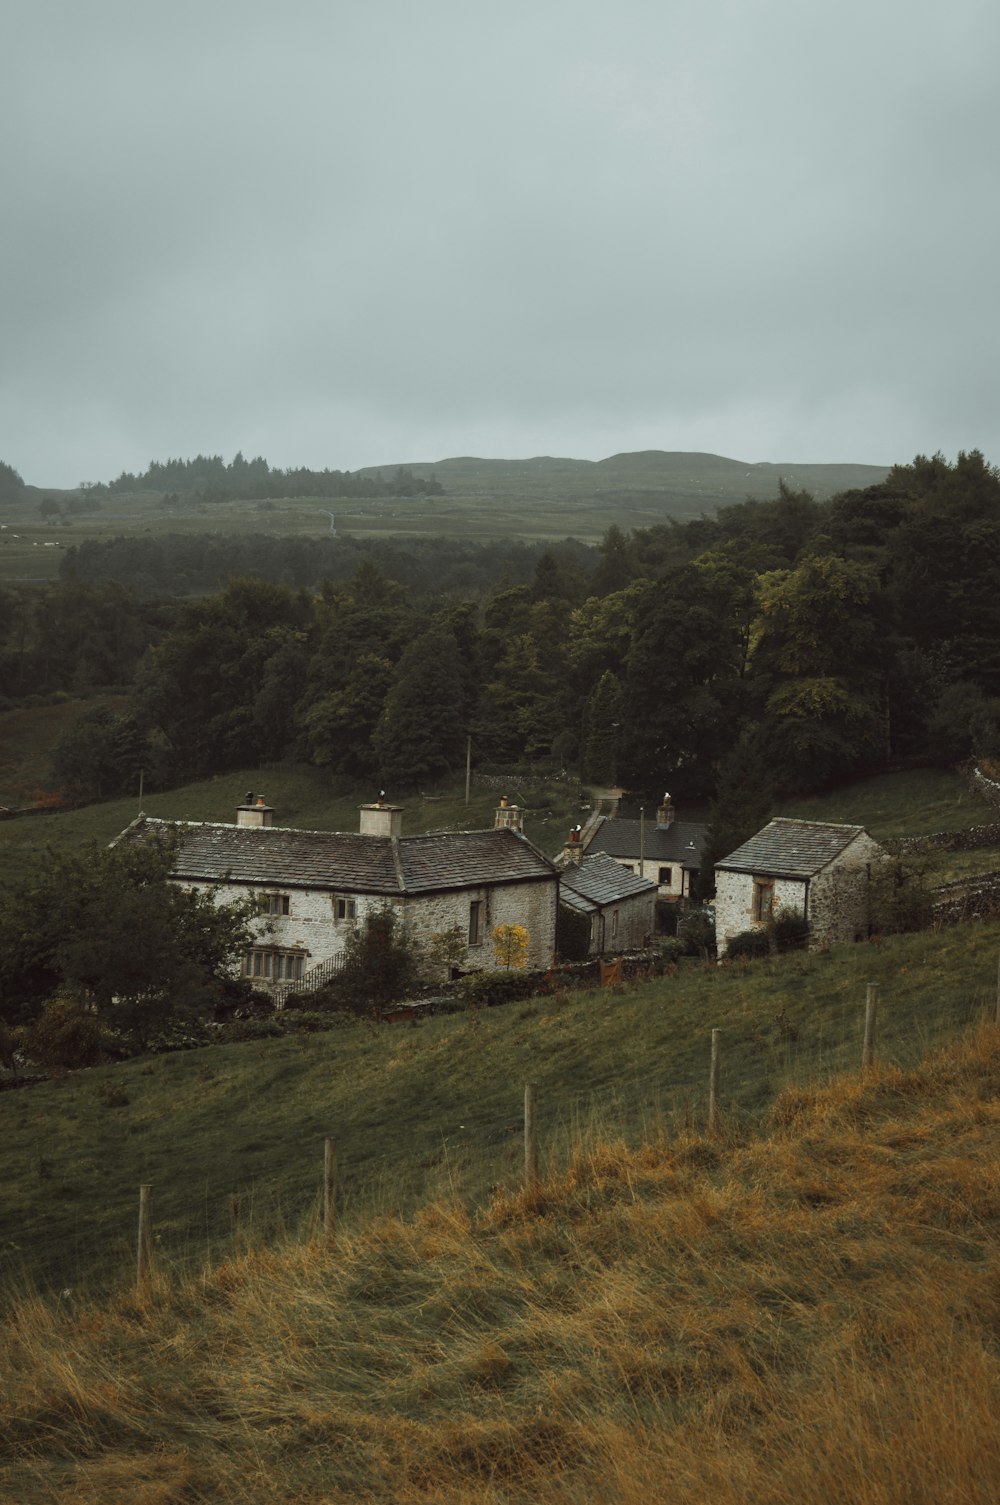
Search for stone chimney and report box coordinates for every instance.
[657,792,675,827]
[236,793,275,828]
[494,795,524,833]
[359,792,403,838]
[561,825,584,864]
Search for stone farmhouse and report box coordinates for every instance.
[113,794,559,999]
[714,818,887,957]
[581,794,707,901]
[557,849,657,955]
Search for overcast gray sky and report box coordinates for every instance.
[3,0,998,488]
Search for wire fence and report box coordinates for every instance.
[5,957,999,1300]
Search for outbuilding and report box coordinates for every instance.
[557,849,657,957]
[714,817,886,957]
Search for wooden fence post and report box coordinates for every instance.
[862,982,878,1071]
[708,1028,720,1135]
[994,953,1000,1027]
[136,1183,152,1292]
[524,1082,538,1188]
[323,1138,337,1241]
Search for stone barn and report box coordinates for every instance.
[714,818,886,958]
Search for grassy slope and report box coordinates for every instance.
[0,761,584,884]
[780,766,998,836]
[4,918,999,1298]
[2,749,995,885]
[3,1021,999,1503]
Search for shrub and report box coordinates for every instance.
[677,908,717,957]
[772,909,810,953]
[462,970,539,1009]
[22,994,106,1070]
[656,938,686,967]
[726,928,772,961]
[324,905,419,1020]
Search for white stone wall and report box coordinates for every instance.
[179,875,558,988]
[715,873,807,956]
[807,833,884,947]
[403,879,558,973]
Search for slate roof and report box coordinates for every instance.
[585,817,707,869]
[114,817,556,895]
[559,851,657,914]
[715,818,872,880]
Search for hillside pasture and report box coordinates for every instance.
[2,1014,998,1503]
[3,917,998,1298]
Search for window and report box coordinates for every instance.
[658,866,673,886]
[259,892,290,916]
[334,896,357,922]
[469,899,483,945]
[611,909,619,939]
[241,949,305,982]
[752,878,775,922]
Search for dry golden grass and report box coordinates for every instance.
[4,1025,1000,1503]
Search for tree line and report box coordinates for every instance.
[80,453,444,502]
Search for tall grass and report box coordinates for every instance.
[3,1022,999,1502]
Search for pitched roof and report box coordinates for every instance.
[585,817,707,868]
[715,818,873,880]
[559,851,657,913]
[114,817,556,895]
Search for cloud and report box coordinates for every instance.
[2,0,998,485]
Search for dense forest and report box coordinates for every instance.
[1,452,998,840]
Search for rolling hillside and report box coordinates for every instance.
[359,448,889,511]
[0,450,891,582]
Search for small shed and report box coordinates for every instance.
[558,851,657,957]
[714,818,886,957]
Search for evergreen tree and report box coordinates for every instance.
[0,460,24,499]
[582,671,623,785]
[373,626,466,788]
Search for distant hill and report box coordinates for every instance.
[357,449,890,511]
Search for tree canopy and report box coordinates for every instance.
[0,832,255,1043]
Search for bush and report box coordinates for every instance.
[462,970,539,1009]
[677,908,716,956]
[726,928,772,961]
[772,909,809,953]
[323,905,419,1019]
[21,994,106,1070]
[655,938,686,967]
